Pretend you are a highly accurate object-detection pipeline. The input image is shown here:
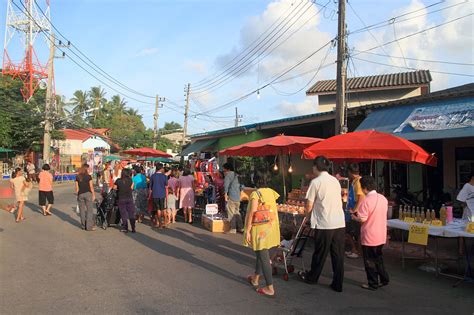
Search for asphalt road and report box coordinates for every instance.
[0,182,473,315]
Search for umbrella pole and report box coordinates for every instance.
[280,154,286,202]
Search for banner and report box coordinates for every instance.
[394,103,474,133]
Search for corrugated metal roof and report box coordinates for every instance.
[356,96,474,140]
[191,83,473,140]
[306,70,432,95]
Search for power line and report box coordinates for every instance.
[34,0,155,100]
[353,13,474,56]
[192,0,315,94]
[13,0,155,106]
[352,56,474,77]
[352,50,474,66]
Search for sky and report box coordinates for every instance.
[1,0,473,135]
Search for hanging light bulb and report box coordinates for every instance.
[288,165,293,173]
[273,163,278,171]
[257,89,261,100]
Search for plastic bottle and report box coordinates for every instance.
[411,206,415,218]
[431,209,436,220]
[421,209,425,222]
[440,204,447,226]
[415,207,421,222]
[446,206,453,224]
[399,205,404,220]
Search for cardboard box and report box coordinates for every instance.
[201,215,230,233]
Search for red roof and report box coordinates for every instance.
[60,128,119,151]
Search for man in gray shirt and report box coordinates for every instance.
[223,163,243,234]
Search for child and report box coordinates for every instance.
[204,175,216,204]
[271,228,294,274]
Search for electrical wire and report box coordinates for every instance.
[352,56,474,77]
[351,50,474,66]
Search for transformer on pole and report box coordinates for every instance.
[2,0,52,102]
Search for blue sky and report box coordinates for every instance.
[2,0,473,134]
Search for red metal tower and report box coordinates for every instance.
[2,0,52,102]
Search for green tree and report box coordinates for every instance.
[71,90,89,115]
[162,121,182,131]
[89,86,107,122]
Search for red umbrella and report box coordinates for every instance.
[219,135,324,156]
[219,135,324,200]
[303,130,437,166]
[122,147,172,158]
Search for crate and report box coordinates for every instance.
[201,215,230,233]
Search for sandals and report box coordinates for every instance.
[246,275,258,288]
[256,288,275,298]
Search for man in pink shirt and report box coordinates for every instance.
[351,176,389,291]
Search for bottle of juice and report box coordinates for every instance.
[399,205,404,220]
[415,207,421,222]
[421,209,425,221]
[440,204,447,226]
[411,206,415,218]
[431,209,436,220]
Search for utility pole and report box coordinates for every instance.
[182,83,191,145]
[43,32,55,164]
[234,107,243,127]
[153,95,165,150]
[335,0,347,135]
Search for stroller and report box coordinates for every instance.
[272,216,312,281]
[96,190,121,230]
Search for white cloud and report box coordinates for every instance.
[278,98,317,117]
[135,47,159,57]
[214,0,335,85]
[184,60,208,75]
[353,0,474,90]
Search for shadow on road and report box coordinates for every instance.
[130,230,247,285]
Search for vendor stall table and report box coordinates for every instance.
[387,219,473,286]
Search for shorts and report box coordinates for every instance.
[167,194,178,210]
[39,190,54,206]
[346,220,361,240]
[152,198,166,213]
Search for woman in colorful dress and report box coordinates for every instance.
[243,177,280,297]
[132,166,148,223]
[178,169,195,224]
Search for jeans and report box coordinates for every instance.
[226,198,243,231]
[78,192,94,230]
[362,245,389,288]
[118,198,136,231]
[307,228,345,291]
[255,249,272,286]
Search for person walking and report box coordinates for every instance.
[132,166,148,223]
[351,176,389,291]
[223,163,243,234]
[243,177,280,297]
[150,163,168,228]
[26,161,37,183]
[114,168,136,233]
[38,164,54,216]
[167,169,179,224]
[10,168,32,223]
[102,162,112,194]
[345,163,365,259]
[457,171,474,221]
[298,156,346,292]
[75,164,96,231]
[178,169,195,224]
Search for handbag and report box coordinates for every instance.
[251,190,273,225]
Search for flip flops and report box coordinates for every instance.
[256,288,275,298]
[246,275,258,289]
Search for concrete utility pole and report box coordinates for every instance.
[234,107,243,127]
[335,0,347,135]
[42,32,55,164]
[153,95,165,149]
[182,83,191,145]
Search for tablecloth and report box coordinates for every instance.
[387,219,474,238]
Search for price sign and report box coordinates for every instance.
[465,222,474,234]
[205,204,219,215]
[431,220,443,227]
[404,217,415,223]
[408,224,429,246]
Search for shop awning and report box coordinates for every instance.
[180,139,217,156]
[356,98,474,141]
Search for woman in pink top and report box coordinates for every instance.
[351,176,389,291]
[178,169,195,224]
[38,164,54,216]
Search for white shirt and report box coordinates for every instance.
[305,171,345,230]
[457,182,474,221]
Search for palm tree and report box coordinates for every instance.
[110,95,127,114]
[89,86,107,121]
[55,95,70,119]
[125,108,139,116]
[70,90,89,115]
